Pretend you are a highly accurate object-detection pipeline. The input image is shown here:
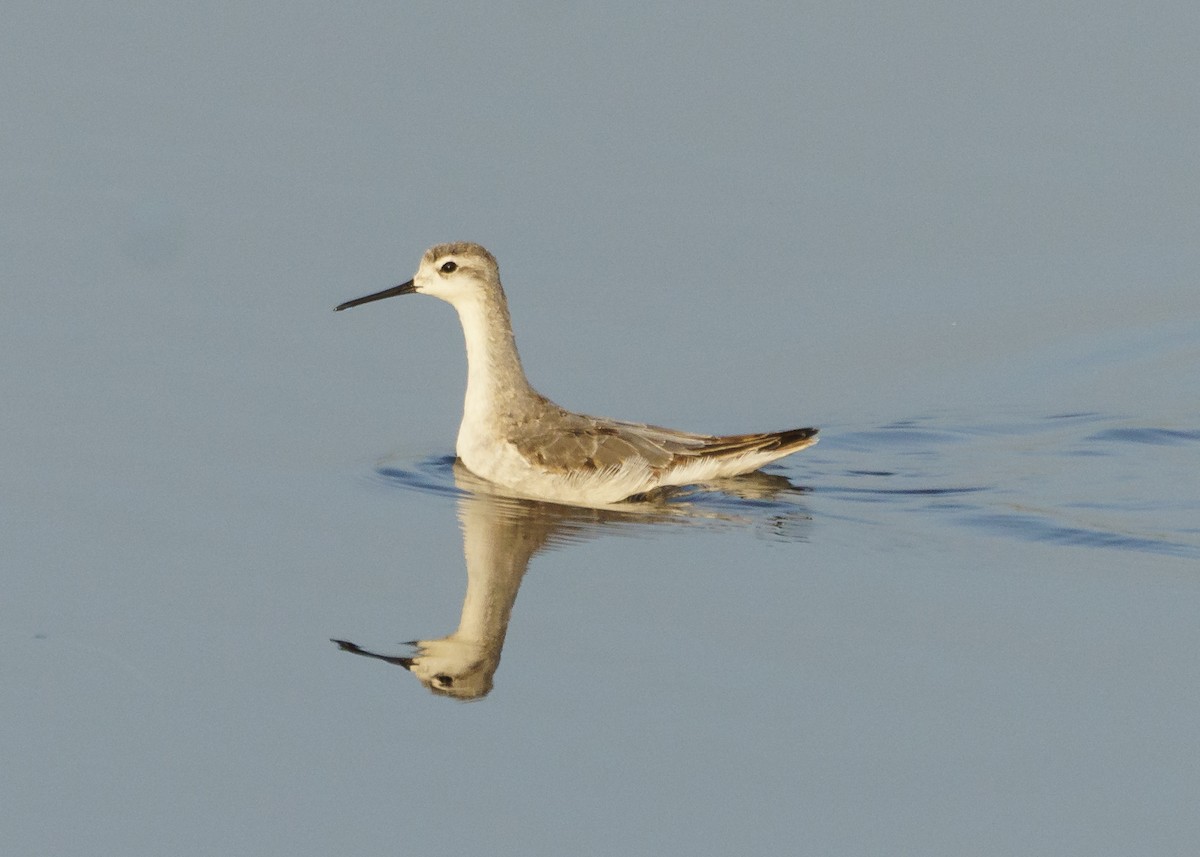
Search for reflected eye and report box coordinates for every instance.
[440,261,458,274]
[433,673,454,687]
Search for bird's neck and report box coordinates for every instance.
[455,292,536,426]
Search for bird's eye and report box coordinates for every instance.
[440,261,458,274]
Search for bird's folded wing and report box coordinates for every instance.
[511,411,815,474]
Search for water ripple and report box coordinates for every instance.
[1087,426,1200,446]
[803,412,1200,561]
[961,511,1197,558]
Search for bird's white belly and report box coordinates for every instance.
[455,419,659,506]
[456,426,531,487]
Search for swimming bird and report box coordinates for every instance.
[336,243,818,505]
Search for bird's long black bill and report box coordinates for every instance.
[330,639,416,671]
[334,279,416,311]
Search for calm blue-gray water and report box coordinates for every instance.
[4,4,1199,856]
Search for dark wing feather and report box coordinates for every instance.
[511,404,817,475]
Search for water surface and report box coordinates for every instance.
[4,3,1199,856]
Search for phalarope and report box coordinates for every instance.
[336,243,818,505]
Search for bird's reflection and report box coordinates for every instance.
[334,461,810,700]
